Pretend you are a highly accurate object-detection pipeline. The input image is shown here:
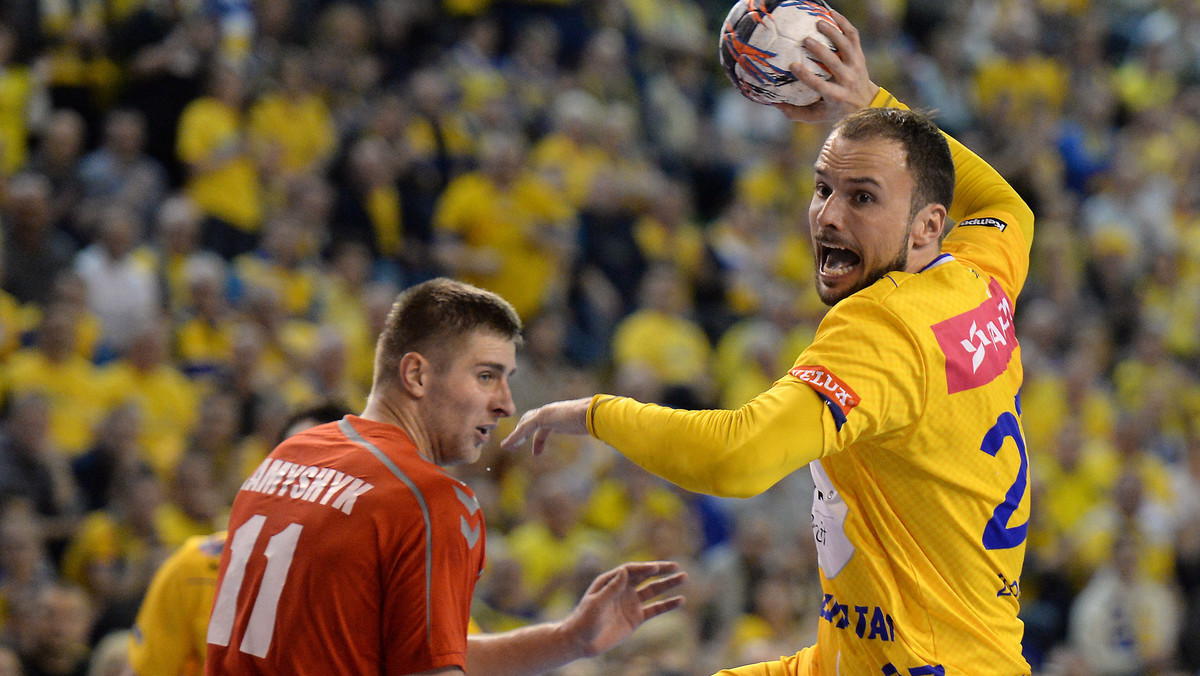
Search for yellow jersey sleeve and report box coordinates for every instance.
[128,533,224,676]
[588,378,828,499]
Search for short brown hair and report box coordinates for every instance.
[833,108,955,237]
[374,278,523,386]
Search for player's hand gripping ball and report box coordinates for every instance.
[719,0,841,106]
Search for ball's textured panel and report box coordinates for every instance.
[719,0,840,107]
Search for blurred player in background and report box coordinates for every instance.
[504,9,1035,676]
[204,278,685,676]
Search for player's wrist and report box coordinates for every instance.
[867,85,896,109]
[551,614,594,660]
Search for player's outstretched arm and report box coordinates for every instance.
[461,561,686,676]
[773,7,879,124]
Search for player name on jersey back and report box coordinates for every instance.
[239,457,374,515]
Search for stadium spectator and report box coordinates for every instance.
[69,403,149,513]
[28,109,87,241]
[116,5,214,184]
[13,583,95,676]
[316,240,377,386]
[0,21,45,177]
[247,47,337,188]
[1067,531,1184,675]
[75,109,168,233]
[1,173,77,307]
[0,394,83,551]
[96,319,199,479]
[433,130,578,320]
[1073,468,1177,587]
[155,454,222,551]
[0,502,58,636]
[59,470,167,613]
[175,63,261,260]
[330,134,410,281]
[504,474,615,609]
[610,264,714,407]
[297,327,367,412]
[41,272,103,364]
[231,214,322,320]
[139,195,207,316]
[1,306,106,456]
[73,206,160,355]
[180,392,242,503]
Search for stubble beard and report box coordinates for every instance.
[816,223,913,307]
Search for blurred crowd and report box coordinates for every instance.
[1,0,1199,674]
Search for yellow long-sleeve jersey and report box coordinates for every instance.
[588,89,1035,676]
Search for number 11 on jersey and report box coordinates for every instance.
[207,515,304,658]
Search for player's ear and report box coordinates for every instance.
[398,351,428,397]
[911,203,947,248]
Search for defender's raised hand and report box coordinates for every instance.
[563,561,687,658]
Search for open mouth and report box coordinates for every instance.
[818,244,862,279]
[475,426,493,441]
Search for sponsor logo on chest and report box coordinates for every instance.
[931,277,1017,394]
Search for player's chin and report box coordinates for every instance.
[815,274,859,306]
[457,442,484,466]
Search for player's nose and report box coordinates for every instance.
[494,380,515,419]
[813,197,844,233]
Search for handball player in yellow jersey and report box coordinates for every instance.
[504,8,1035,676]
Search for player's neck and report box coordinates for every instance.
[906,244,944,274]
[360,389,431,458]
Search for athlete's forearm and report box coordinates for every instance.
[587,382,829,498]
[463,622,580,676]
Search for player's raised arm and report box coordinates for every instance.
[502,379,833,499]
[777,6,1033,300]
[938,132,1036,302]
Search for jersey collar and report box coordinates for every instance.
[918,252,954,273]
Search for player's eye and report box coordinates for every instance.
[854,191,875,204]
[814,183,831,198]
[477,371,494,382]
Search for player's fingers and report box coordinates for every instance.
[640,595,686,620]
[621,561,681,585]
[802,34,853,87]
[531,427,551,456]
[636,572,688,602]
[499,427,525,451]
[816,10,865,75]
[824,6,862,57]
[499,410,536,450]
[790,55,832,88]
[595,564,627,594]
